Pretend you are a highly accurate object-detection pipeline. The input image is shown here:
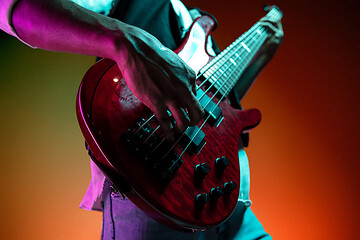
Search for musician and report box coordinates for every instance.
[0,0,283,239]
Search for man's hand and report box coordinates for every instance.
[258,15,284,59]
[11,0,204,141]
[113,24,204,140]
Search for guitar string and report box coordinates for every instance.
[145,22,267,161]
[196,8,281,91]
[174,28,269,162]
[202,7,281,88]
[134,10,280,162]
[145,23,263,158]
[195,24,262,100]
[196,23,261,91]
[132,21,262,154]
[134,12,270,133]
[174,11,281,160]
[158,25,266,161]
[163,31,269,174]
[132,12,271,137]
[153,10,279,149]
[133,21,261,137]
[159,26,269,166]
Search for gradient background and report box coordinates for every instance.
[0,0,359,239]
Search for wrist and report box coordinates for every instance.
[106,22,143,70]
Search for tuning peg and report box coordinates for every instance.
[264,4,270,12]
[264,4,278,12]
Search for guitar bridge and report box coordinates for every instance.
[122,119,183,180]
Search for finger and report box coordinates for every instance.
[191,79,197,96]
[274,21,283,39]
[168,104,190,133]
[187,68,197,96]
[262,22,283,43]
[152,105,174,141]
[260,16,279,24]
[185,95,204,126]
[261,21,279,35]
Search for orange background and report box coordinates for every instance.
[0,0,359,239]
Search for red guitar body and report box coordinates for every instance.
[76,16,261,231]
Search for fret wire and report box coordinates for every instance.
[206,23,265,95]
[199,27,261,100]
[200,6,282,86]
[215,28,267,100]
[204,7,281,100]
[222,28,267,96]
[217,8,282,95]
[196,23,263,99]
[225,26,265,89]
[222,34,266,100]
[218,10,282,95]
[199,22,261,77]
[196,22,259,90]
[223,33,268,99]
[208,23,261,85]
[206,7,282,84]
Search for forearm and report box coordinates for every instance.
[11,0,203,138]
[12,0,124,60]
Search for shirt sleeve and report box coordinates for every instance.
[0,0,19,37]
[0,0,37,47]
[0,0,117,48]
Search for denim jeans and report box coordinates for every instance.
[101,189,271,240]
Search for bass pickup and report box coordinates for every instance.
[196,88,224,126]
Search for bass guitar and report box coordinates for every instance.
[76,6,282,231]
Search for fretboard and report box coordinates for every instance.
[199,7,283,98]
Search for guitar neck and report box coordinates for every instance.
[199,7,283,99]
